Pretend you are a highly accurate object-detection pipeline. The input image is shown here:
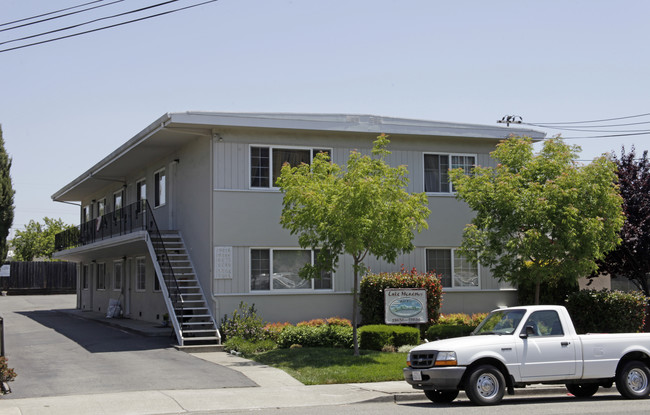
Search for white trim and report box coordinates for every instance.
[249,144,333,190]
[249,247,334,293]
[423,152,477,194]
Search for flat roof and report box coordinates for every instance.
[52,112,546,202]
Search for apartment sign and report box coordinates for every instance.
[384,288,427,324]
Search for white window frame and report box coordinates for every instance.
[249,145,332,189]
[96,262,107,291]
[135,257,147,292]
[423,152,476,194]
[82,264,89,290]
[425,248,480,290]
[154,168,166,208]
[250,248,334,292]
[113,260,123,292]
[136,178,147,203]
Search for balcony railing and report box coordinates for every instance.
[55,201,150,252]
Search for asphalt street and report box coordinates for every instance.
[0,295,255,399]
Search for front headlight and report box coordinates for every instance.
[435,351,457,366]
[406,352,412,367]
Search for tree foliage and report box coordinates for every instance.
[0,126,14,262]
[277,135,430,355]
[12,217,74,261]
[597,147,650,297]
[449,137,624,304]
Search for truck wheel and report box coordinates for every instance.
[424,389,459,404]
[566,383,599,398]
[616,360,650,399]
[465,365,506,405]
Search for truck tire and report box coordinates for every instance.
[616,360,650,399]
[464,365,506,405]
[424,389,459,404]
[566,383,599,398]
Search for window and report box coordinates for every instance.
[251,249,332,291]
[137,179,146,203]
[113,261,123,291]
[136,257,146,291]
[154,169,166,207]
[250,146,330,188]
[113,190,123,219]
[426,249,479,288]
[424,153,475,193]
[96,263,106,290]
[523,310,564,337]
[82,264,89,290]
[82,205,91,223]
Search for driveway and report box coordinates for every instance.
[0,295,255,399]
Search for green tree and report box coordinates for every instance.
[0,126,14,262]
[12,217,74,261]
[449,137,624,304]
[277,135,430,355]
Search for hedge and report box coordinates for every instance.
[565,289,647,334]
[277,324,353,348]
[358,325,420,351]
[360,267,443,325]
[425,324,475,340]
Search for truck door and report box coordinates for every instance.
[516,310,578,379]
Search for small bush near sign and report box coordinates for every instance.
[358,325,420,351]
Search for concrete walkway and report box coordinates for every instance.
[0,298,568,415]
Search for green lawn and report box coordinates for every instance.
[251,347,408,385]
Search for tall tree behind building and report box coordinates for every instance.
[0,126,14,261]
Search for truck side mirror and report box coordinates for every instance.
[519,325,536,339]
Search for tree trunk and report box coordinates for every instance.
[534,282,541,305]
[352,259,360,356]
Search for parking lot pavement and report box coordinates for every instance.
[0,295,255,399]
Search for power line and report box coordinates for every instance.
[0,0,125,33]
[526,112,650,126]
[0,0,106,27]
[0,0,218,54]
[0,0,180,47]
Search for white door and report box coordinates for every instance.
[516,310,578,379]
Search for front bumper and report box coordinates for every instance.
[403,366,466,390]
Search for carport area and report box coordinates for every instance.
[0,295,255,399]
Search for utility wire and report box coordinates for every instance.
[0,0,218,54]
[528,112,650,126]
[0,0,179,46]
[0,0,106,27]
[1,0,125,33]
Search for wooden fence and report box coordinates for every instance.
[0,262,77,295]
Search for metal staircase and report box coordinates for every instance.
[147,231,221,348]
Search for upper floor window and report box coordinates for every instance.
[97,199,106,217]
[82,205,91,223]
[250,146,330,188]
[251,248,332,291]
[113,190,123,218]
[424,153,475,193]
[426,248,479,289]
[137,179,146,203]
[154,169,166,207]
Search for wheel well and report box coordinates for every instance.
[616,352,650,375]
[461,358,512,390]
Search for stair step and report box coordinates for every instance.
[183,329,218,334]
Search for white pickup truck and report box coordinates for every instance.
[404,305,650,405]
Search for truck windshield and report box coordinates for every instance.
[473,309,526,335]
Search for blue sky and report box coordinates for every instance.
[1,0,649,235]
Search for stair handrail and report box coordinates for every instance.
[141,200,184,324]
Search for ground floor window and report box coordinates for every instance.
[82,264,89,290]
[113,261,123,291]
[251,249,332,291]
[426,248,479,288]
[96,263,106,290]
[136,257,146,291]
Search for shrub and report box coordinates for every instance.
[297,319,326,327]
[263,322,291,341]
[0,357,16,382]
[398,344,417,353]
[438,313,472,326]
[426,324,475,340]
[326,317,352,327]
[358,325,420,351]
[518,278,579,305]
[360,266,443,325]
[565,289,647,334]
[223,336,277,357]
[278,325,353,348]
[219,302,265,341]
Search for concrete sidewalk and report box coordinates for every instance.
[0,307,568,414]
